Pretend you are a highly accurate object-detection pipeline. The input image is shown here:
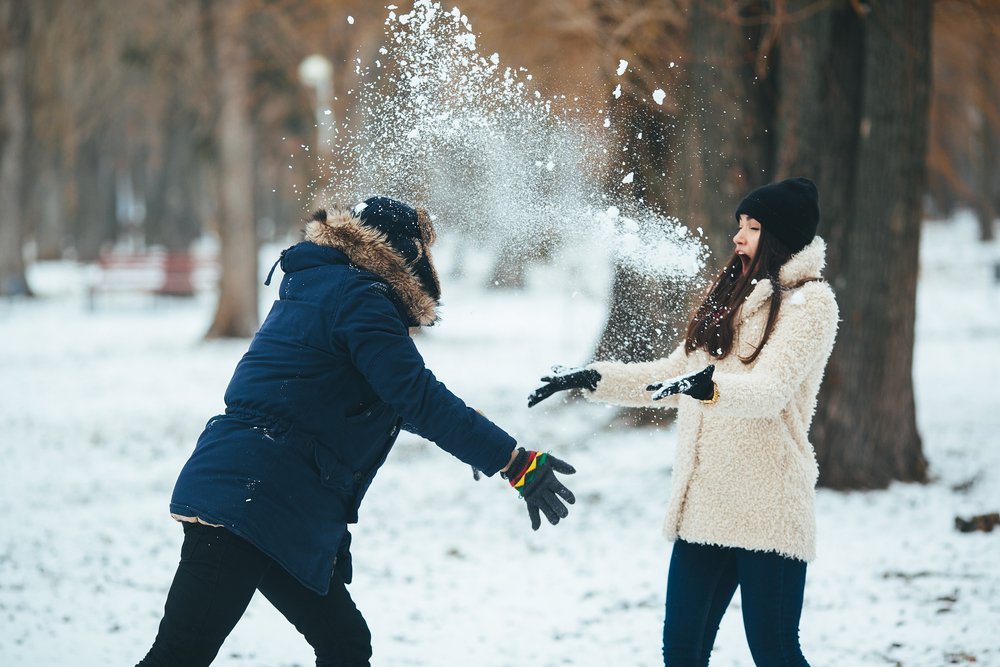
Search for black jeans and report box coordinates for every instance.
[662,539,810,667]
[137,522,371,667]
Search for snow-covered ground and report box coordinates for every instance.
[1,213,998,666]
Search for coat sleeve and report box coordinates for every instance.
[708,284,839,418]
[585,344,689,408]
[333,281,516,476]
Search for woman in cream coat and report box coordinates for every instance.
[530,178,838,666]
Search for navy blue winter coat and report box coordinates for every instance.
[170,207,517,595]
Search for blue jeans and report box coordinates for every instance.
[662,539,810,666]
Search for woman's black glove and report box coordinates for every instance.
[502,448,576,530]
[527,366,601,407]
[647,364,716,401]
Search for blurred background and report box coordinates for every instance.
[1,0,998,495]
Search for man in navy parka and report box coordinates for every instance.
[137,197,577,667]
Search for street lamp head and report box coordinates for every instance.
[298,54,333,88]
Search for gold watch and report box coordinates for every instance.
[699,382,720,405]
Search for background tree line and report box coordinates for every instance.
[1,0,997,490]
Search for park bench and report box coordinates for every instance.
[86,247,219,309]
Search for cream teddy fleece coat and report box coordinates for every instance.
[587,237,838,562]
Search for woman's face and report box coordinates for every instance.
[733,214,761,274]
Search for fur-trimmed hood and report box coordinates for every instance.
[303,206,440,327]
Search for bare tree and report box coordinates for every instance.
[927,0,1000,239]
[809,0,932,488]
[584,1,690,425]
[586,0,934,487]
[0,0,31,296]
[592,89,691,370]
[969,14,998,241]
[746,0,932,488]
[205,0,259,339]
[587,0,771,385]
[677,0,776,258]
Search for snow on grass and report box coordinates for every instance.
[0,214,998,666]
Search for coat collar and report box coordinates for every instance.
[304,207,439,326]
[740,236,827,320]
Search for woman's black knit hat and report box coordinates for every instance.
[734,177,820,254]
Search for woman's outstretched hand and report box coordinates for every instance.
[527,366,601,407]
[647,364,716,401]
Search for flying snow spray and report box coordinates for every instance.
[315,0,708,284]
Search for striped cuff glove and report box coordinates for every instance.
[502,448,576,530]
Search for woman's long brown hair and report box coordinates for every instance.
[685,226,802,364]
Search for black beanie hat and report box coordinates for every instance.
[357,196,423,262]
[357,196,441,300]
[734,177,820,254]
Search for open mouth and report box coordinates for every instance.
[737,252,750,273]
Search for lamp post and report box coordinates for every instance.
[298,54,335,154]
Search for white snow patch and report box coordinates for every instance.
[0,214,997,667]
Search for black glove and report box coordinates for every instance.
[647,364,716,401]
[502,448,576,530]
[527,365,601,407]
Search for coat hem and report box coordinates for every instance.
[668,528,814,563]
[168,502,337,596]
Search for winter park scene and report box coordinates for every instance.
[2,1,999,666]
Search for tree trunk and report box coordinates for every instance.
[590,0,771,425]
[0,0,31,296]
[773,1,866,287]
[591,63,689,426]
[71,134,118,261]
[594,86,694,366]
[680,0,773,259]
[972,31,996,242]
[27,158,68,261]
[594,265,689,364]
[205,0,258,339]
[812,0,931,488]
[146,107,205,251]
